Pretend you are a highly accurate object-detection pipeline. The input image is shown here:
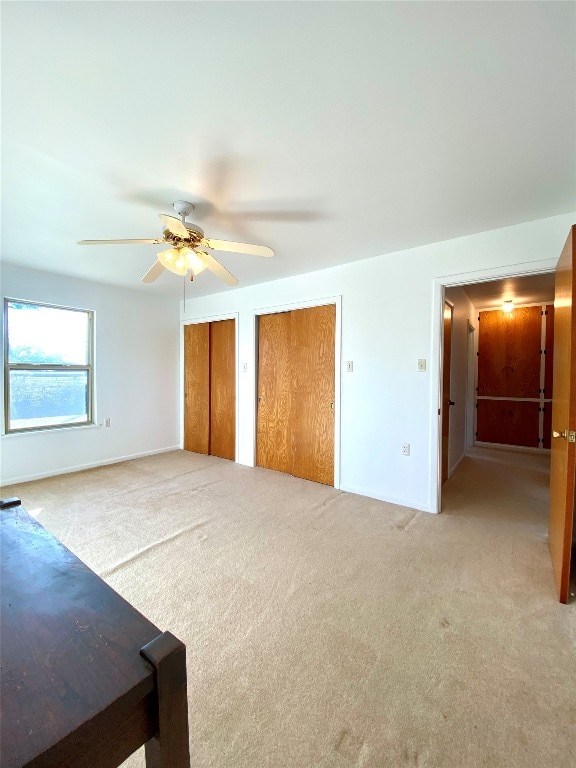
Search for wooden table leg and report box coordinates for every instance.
[140,632,190,768]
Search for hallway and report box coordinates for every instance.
[442,446,575,601]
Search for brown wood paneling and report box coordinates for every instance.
[441,302,453,484]
[544,304,554,398]
[476,399,540,447]
[289,304,335,486]
[184,322,210,454]
[549,226,576,603]
[477,306,542,398]
[256,312,292,474]
[210,319,236,460]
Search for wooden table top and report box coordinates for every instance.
[1,503,162,767]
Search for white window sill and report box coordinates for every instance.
[1,423,102,438]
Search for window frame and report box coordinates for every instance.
[3,298,95,434]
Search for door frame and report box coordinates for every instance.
[252,295,343,489]
[441,299,454,484]
[465,319,477,453]
[431,257,557,513]
[180,313,239,460]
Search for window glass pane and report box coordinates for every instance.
[8,370,89,430]
[7,302,89,365]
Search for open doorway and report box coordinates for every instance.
[440,271,556,478]
[436,265,575,604]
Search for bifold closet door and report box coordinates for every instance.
[290,304,335,484]
[256,304,335,485]
[256,312,292,474]
[184,319,235,459]
[209,319,235,460]
[184,323,210,453]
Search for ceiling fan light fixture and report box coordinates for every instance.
[157,247,188,276]
[187,251,207,275]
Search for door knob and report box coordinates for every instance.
[552,430,567,439]
[449,400,455,406]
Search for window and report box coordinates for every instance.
[4,299,94,433]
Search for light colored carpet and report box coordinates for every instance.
[2,448,575,768]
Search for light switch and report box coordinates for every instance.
[346,361,353,372]
[417,359,426,372]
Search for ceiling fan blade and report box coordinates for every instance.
[159,214,189,239]
[141,260,166,283]
[196,251,239,286]
[120,189,217,220]
[220,209,323,222]
[78,239,162,245]
[202,238,274,258]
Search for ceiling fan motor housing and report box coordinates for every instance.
[163,222,205,248]
[173,200,195,218]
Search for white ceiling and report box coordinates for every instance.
[460,272,556,311]
[2,2,575,298]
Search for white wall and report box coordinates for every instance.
[180,213,575,513]
[444,286,476,477]
[1,264,180,484]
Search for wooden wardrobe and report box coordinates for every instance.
[184,319,235,460]
[256,304,335,485]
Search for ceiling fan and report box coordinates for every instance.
[78,200,274,286]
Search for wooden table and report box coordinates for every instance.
[0,498,190,768]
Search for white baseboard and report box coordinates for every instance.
[339,484,433,514]
[472,441,550,455]
[448,452,466,478]
[1,446,181,486]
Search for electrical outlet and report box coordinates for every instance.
[417,359,426,372]
[401,443,410,456]
[104,418,111,428]
[346,361,353,372]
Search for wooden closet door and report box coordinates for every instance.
[477,306,542,398]
[210,319,236,460]
[289,304,335,485]
[256,312,291,474]
[476,399,540,447]
[184,323,210,453]
[256,305,335,486]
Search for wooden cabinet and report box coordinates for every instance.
[256,305,335,485]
